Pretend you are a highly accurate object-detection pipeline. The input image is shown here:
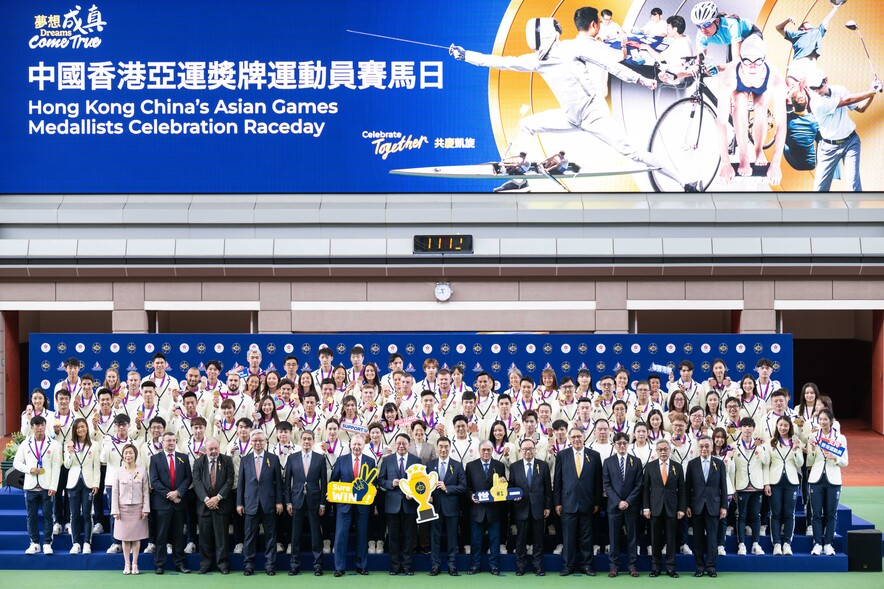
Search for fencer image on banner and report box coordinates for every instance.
[2,0,881,193]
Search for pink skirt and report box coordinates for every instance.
[113,503,149,541]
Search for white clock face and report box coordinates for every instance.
[435,283,452,302]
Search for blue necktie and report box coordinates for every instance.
[526,462,533,486]
[483,462,489,477]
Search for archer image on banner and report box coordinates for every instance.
[474,472,523,503]
[327,463,379,505]
[399,464,439,523]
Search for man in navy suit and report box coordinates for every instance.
[149,431,193,575]
[465,440,507,575]
[426,437,467,576]
[509,438,552,576]
[236,430,284,576]
[330,434,377,577]
[602,432,643,577]
[283,430,326,576]
[685,436,728,577]
[379,432,423,575]
[642,439,686,578]
[554,427,603,576]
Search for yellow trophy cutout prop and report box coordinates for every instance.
[399,464,439,523]
[475,472,523,503]
[326,462,379,505]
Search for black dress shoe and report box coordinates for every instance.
[708,570,718,578]
[243,569,254,576]
[155,568,164,575]
[266,570,276,576]
[649,570,660,578]
[289,569,300,576]
[535,568,545,577]
[629,568,640,577]
[197,568,208,575]
[515,569,525,576]
[609,569,619,578]
[429,567,440,576]
[667,570,679,578]
[177,567,191,574]
[583,567,596,577]
[404,570,414,576]
[314,568,323,576]
[448,567,459,576]
[467,568,479,575]
[356,568,369,576]
[220,569,230,575]
[560,568,572,576]
[334,570,344,577]
[389,570,399,576]
[695,571,705,577]
[490,568,500,576]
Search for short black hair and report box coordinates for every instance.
[651,7,663,16]
[206,359,223,371]
[666,15,686,34]
[575,7,600,31]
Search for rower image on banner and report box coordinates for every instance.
[2,1,881,193]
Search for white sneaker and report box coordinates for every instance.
[806,526,814,536]
[52,523,63,536]
[824,544,836,556]
[376,541,384,553]
[737,543,747,555]
[70,543,81,554]
[553,544,563,555]
[680,543,692,555]
[752,542,764,555]
[810,543,822,556]
[107,543,121,554]
[500,544,507,554]
[322,540,330,554]
[773,543,782,555]
[275,543,284,553]
[92,523,104,535]
[717,546,726,556]
[368,541,376,554]
[43,544,54,555]
[166,544,172,554]
[25,543,41,555]
[64,523,72,535]
[726,526,733,536]
[144,543,155,554]
[782,543,793,556]
[83,543,92,554]
[233,543,244,554]
[744,526,752,536]
[184,542,196,554]
[286,544,292,555]
[760,525,768,536]
[464,545,471,555]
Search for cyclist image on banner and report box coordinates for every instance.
[713,35,788,185]
[692,1,761,66]
[449,8,704,193]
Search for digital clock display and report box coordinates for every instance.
[413,234,474,254]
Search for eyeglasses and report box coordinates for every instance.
[741,57,765,66]
[809,78,827,90]
[697,21,715,30]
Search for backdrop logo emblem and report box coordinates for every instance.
[648,343,658,354]
[701,361,711,372]
[701,343,711,354]
[491,361,501,372]
[75,343,85,353]
[718,343,728,354]
[423,344,433,354]
[543,343,553,354]
[526,361,536,372]
[456,344,466,354]
[472,343,482,354]
[771,343,781,354]
[283,343,294,354]
[197,342,206,354]
[613,343,623,355]
[561,361,571,373]
[41,360,51,372]
[179,361,189,372]
[772,361,781,372]
[577,343,588,355]
[110,361,119,370]
[631,361,641,372]
[127,342,136,354]
[561,343,571,354]
[631,343,641,354]
[161,342,172,354]
[525,344,535,354]
[215,343,225,353]
[92,342,101,354]
[232,342,241,355]
[665,343,676,354]
[41,343,51,353]
[29,4,107,50]
[337,343,347,355]
[508,343,518,354]
[144,343,155,354]
[405,343,416,355]
[440,343,450,355]
[302,343,312,354]
[490,343,501,354]
[683,343,693,354]
[736,361,746,372]
[109,342,120,354]
[370,343,381,355]
[735,343,746,354]
[595,344,605,354]
[753,343,763,354]
[266,343,276,354]
[596,361,606,372]
[180,343,190,354]
[41,379,51,389]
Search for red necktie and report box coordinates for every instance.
[353,456,359,479]
[169,454,176,488]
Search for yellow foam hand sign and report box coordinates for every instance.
[490,472,508,501]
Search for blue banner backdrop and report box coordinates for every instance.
[30,333,793,407]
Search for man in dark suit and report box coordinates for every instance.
[554,427,603,576]
[149,431,193,575]
[642,439,686,578]
[236,430,284,576]
[465,440,507,575]
[685,436,728,577]
[192,438,235,574]
[509,438,552,576]
[379,432,423,575]
[426,436,467,576]
[330,434,377,576]
[602,432,644,577]
[283,430,326,576]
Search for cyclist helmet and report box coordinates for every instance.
[690,2,719,25]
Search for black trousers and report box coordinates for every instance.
[430,514,458,568]
[153,506,186,569]
[649,513,678,572]
[515,515,544,570]
[197,510,230,572]
[244,509,278,571]
[691,508,719,571]
[290,505,322,571]
[386,509,416,571]
[561,511,593,571]
[608,508,639,569]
